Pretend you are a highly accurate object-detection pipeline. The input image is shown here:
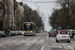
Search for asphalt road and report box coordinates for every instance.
[0,32,75,50]
[42,35,75,50]
[0,32,47,50]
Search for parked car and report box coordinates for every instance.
[56,30,70,43]
[48,30,57,37]
[0,31,7,37]
[17,31,24,35]
[9,31,17,36]
[73,30,75,35]
[67,30,74,38]
[20,31,24,35]
[36,30,41,33]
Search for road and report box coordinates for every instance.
[42,35,75,50]
[0,32,47,50]
[0,32,75,50]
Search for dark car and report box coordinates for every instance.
[36,30,40,33]
[0,31,7,37]
[48,30,57,37]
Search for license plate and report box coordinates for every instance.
[51,34,54,35]
[62,36,66,37]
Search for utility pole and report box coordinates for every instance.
[13,0,15,30]
[7,0,10,35]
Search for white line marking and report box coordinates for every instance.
[46,36,48,39]
[41,46,44,50]
[51,46,62,48]
[68,46,73,50]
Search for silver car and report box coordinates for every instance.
[0,31,7,37]
[67,30,74,38]
[9,31,17,36]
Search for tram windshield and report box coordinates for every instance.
[24,24,32,30]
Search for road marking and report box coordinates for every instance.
[68,46,74,50]
[46,36,48,39]
[41,46,44,50]
[51,46,62,48]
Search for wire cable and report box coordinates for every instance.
[21,0,57,3]
[30,0,38,8]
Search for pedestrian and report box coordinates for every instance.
[58,26,61,30]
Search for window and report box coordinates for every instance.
[24,24,32,30]
[50,31,56,33]
[60,32,68,34]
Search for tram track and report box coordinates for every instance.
[9,34,41,50]
[28,34,47,50]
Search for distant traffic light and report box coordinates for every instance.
[19,27,21,30]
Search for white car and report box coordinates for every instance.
[56,30,70,43]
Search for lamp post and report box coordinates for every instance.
[7,0,10,35]
[74,14,75,29]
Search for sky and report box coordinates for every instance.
[16,0,61,31]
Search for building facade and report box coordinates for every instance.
[7,0,15,29]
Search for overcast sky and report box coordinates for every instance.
[16,0,61,31]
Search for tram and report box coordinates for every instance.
[24,22,36,36]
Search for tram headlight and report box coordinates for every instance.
[31,31,32,33]
[24,31,26,33]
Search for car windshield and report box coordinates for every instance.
[71,31,74,33]
[60,32,67,34]
[50,31,56,33]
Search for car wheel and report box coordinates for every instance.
[24,35,26,36]
[56,40,59,42]
[4,34,7,37]
[71,36,74,38]
[0,34,1,38]
[67,41,70,43]
[49,35,50,37]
